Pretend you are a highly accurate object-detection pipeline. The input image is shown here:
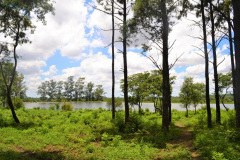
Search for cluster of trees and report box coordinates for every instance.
[0,63,27,107]
[180,72,234,117]
[179,77,205,117]
[37,76,105,102]
[121,70,175,115]
[0,0,54,123]
[95,0,240,130]
[1,0,240,131]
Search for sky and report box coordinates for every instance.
[13,0,232,98]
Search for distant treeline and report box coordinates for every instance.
[36,76,105,102]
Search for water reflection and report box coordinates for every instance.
[23,102,235,111]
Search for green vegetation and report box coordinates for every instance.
[37,76,106,102]
[0,106,239,159]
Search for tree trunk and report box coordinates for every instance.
[210,2,220,124]
[232,0,240,128]
[201,0,212,128]
[112,0,115,119]
[161,0,170,130]
[7,89,20,123]
[169,95,171,123]
[194,105,197,114]
[123,0,129,123]
[186,105,188,117]
[227,10,236,111]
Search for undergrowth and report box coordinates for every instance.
[0,106,238,159]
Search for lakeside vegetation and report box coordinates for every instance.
[0,106,239,160]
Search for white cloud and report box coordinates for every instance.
[42,65,58,76]
[8,0,232,98]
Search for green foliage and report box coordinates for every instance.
[0,106,239,160]
[106,98,123,110]
[13,97,24,109]
[48,105,55,110]
[55,103,60,110]
[61,102,73,111]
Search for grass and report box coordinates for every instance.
[0,108,183,159]
[0,107,239,159]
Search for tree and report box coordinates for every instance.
[85,82,94,101]
[179,77,194,117]
[200,0,212,128]
[56,81,63,102]
[0,0,54,123]
[209,0,221,124]
[111,0,116,120]
[232,0,240,128]
[179,0,212,128]
[37,82,48,101]
[46,80,57,101]
[106,98,122,110]
[147,70,163,114]
[74,77,85,101]
[94,85,105,101]
[0,63,27,106]
[218,72,232,111]
[123,72,149,113]
[64,76,75,101]
[12,73,27,99]
[192,83,205,114]
[132,0,179,130]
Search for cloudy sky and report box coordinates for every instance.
[14,0,232,98]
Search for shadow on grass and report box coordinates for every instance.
[0,122,37,130]
[0,150,67,160]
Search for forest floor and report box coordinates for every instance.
[173,122,200,160]
[156,122,201,160]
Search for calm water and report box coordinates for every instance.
[23,102,235,112]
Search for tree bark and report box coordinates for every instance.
[201,0,212,128]
[161,0,170,130]
[112,0,115,119]
[210,2,220,124]
[227,11,236,111]
[232,0,240,128]
[123,0,129,123]
[7,90,20,123]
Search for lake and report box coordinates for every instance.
[23,102,235,112]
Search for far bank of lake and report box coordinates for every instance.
[23,102,235,112]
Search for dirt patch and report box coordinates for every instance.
[172,122,200,160]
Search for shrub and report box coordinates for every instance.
[106,98,123,110]
[49,105,55,110]
[33,106,40,110]
[61,102,73,111]
[55,103,60,110]
[13,97,24,109]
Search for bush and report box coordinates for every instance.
[61,102,73,111]
[49,105,55,110]
[13,97,24,109]
[106,98,123,110]
[55,103,60,110]
[33,106,40,110]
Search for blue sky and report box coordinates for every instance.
[14,0,232,98]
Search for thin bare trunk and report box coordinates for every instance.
[227,11,236,111]
[161,0,170,130]
[201,0,212,128]
[123,0,129,123]
[232,0,240,128]
[112,0,115,119]
[210,2,220,124]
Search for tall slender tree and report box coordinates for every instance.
[232,0,240,128]
[111,0,116,119]
[201,0,212,128]
[209,1,220,124]
[0,0,54,123]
